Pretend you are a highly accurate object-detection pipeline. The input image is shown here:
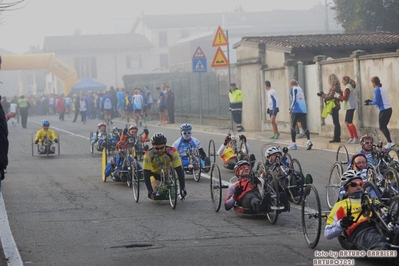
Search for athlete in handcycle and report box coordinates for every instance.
[143,133,187,202]
[120,124,149,161]
[34,119,58,155]
[90,122,117,154]
[103,140,143,187]
[172,123,211,182]
[217,133,255,170]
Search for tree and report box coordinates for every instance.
[331,0,399,33]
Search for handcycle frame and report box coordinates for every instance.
[186,145,202,182]
[101,147,135,188]
[31,131,60,158]
[132,163,179,209]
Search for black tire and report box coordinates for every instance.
[239,140,248,161]
[101,148,107,182]
[366,166,377,184]
[265,171,279,225]
[326,162,343,210]
[288,159,304,205]
[388,196,399,227]
[363,181,382,201]
[208,139,216,164]
[31,132,34,157]
[167,164,178,209]
[210,164,222,212]
[386,148,399,163]
[301,184,322,249]
[90,132,94,154]
[132,161,140,203]
[45,134,50,158]
[336,144,349,166]
[193,157,201,182]
[383,167,399,198]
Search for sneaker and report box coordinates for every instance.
[297,133,305,139]
[347,138,353,144]
[385,142,396,149]
[350,138,358,144]
[269,135,275,139]
[306,140,313,150]
[274,133,280,139]
[288,143,297,150]
[180,188,187,199]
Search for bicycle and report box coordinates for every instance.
[133,163,179,209]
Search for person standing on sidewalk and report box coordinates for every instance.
[229,83,244,132]
[364,76,395,149]
[338,76,359,144]
[288,79,312,150]
[318,73,343,143]
[156,86,167,125]
[17,95,30,129]
[264,80,279,139]
[165,85,175,124]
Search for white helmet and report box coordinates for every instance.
[341,170,363,187]
[266,146,282,157]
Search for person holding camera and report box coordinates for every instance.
[265,80,280,139]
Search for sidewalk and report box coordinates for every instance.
[143,119,360,154]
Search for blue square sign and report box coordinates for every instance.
[192,58,207,73]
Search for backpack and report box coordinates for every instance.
[103,97,112,110]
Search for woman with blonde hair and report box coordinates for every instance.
[317,74,343,143]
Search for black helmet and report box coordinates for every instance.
[151,133,167,145]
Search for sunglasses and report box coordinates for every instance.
[364,141,373,144]
[348,181,364,188]
[355,160,367,165]
[154,146,165,151]
[183,132,191,135]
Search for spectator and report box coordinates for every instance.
[56,95,66,121]
[79,93,88,124]
[288,79,313,150]
[116,87,126,119]
[72,94,80,122]
[17,95,31,129]
[0,55,9,189]
[264,80,279,139]
[338,76,359,144]
[228,83,244,132]
[165,85,175,124]
[132,89,144,126]
[318,73,343,143]
[156,86,167,126]
[145,88,153,120]
[364,76,395,149]
[100,90,113,125]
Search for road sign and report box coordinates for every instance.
[211,47,229,67]
[212,26,228,47]
[192,58,207,73]
[193,46,206,58]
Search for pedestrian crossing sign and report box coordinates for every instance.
[192,58,207,73]
[211,47,229,67]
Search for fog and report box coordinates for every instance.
[0,0,324,54]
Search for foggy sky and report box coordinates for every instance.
[0,0,324,54]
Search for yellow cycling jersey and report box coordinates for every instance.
[35,129,57,143]
[143,146,182,174]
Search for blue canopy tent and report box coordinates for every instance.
[70,77,106,93]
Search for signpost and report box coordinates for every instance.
[192,46,207,124]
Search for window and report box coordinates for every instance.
[158,32,168,47]
[160,54,169,67]
[74,57,97,79]
[126,55,142,69]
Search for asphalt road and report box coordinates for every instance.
[0,116,393,266]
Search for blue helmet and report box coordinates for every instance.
[42,119,50,127]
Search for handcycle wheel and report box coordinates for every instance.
[208,139,216,164]
[45,134,50,158]
[336,144,349,166]
[288,159,304,205]
[167,164,178,209]
[31,132,34,157]
[90,132,94,154]
[193,159,201,182]
[239,140,249,161]
[363,181,382,201]
[255,162,267,197]
[56,131,60,155]
[326,162,343,210]
[265,171,279,225]
[101,148,107,182]
[386,148,399,163]
[383,167,399,198]
[301,184,322,249]
[131,161,140,203]
[366,166,377,184]
[210,163,223,212]
[388,195,399,227]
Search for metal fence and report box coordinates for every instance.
[123,72,230,117]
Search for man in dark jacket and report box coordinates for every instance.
[0,55,9,189]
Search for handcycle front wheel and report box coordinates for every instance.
[210,163,223,212]
[131,161,140,203]
[101,148,107,182]
[302,184,322,249]
[326,162,343,210]
[288,159,304,205]
[208,139,216,164]
[167,164,178,209]
[90,132,94,154]
[265,171,279,225]
[336,144,349,166]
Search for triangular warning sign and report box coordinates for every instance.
[194,60,205,71]
[211,47,229,67]
[212,26,228,47]
[193,46,206,58]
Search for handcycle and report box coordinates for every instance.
[90,129,117,156]
[31,131,60,158]
[122,124,150,161]
[185,145,202,182]
[209,162,290,225]
[302,180,399,256]
[132,163,179,209]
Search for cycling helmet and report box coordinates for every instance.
[266,146,282,157]
[341,170,363,187]
[129,124,138,132]
[151,133,167,145]
[234,160,251,178]
[180,123,192,132]
[42,119,50,127]
[98,122,106,129]
[360,135,373,145]
[116,141,127,150]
